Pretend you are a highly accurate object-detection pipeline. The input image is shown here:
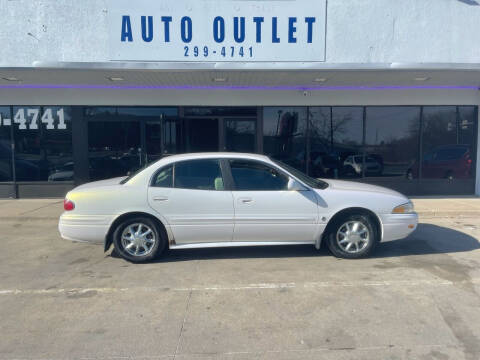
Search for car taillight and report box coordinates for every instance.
[64,199,75,211]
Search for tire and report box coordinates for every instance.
[113,217,166,263]
[326,214,378,259]
[445,171,454,181]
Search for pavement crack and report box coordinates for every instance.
[436,302,480,360]
[173,288,193,359]
[19,200,62,216]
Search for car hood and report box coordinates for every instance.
[74,176,127,191]
[323,179,404,197]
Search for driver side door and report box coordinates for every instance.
[228,159,319,243]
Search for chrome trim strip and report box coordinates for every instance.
[170,241,316,249]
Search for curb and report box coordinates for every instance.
[417,211,480,218]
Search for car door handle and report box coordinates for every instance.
[153,196,169,202]
[239,198,253,204]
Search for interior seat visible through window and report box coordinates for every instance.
[174,159,224,191]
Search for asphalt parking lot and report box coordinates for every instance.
[1,200,480,359]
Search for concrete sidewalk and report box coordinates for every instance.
[411,196,480,218]
[0,197,478,220]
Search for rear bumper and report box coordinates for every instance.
[58,213,113,245]
[380,212,418,242]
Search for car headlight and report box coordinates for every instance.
[392,201,414,214]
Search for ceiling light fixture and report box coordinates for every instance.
[107,76,125,81]
[2,77,20,82]
[212,77,227,82]
[414,76,430,81]
[313,77,328,83]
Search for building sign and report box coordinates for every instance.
[0,108,66,130]
[107,0,326,62]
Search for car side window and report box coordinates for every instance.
[229,160,289,191]
[174,159,224,191]
[151,165,173,188]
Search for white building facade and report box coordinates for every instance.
[0,0,479,197]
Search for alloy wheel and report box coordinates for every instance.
[121,223,156,257]
[336,220,370,254]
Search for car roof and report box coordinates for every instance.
[159,152,271,163]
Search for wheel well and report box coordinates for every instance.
[322,207,382,245]
[104,212,168,252]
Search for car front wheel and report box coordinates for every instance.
[326,214,378,259]
[113,217,165,263]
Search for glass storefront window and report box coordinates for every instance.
[226,119,256,152]
[85,107,177,119]
[0,107,13,182]
[309,107,335,177]
[332,107,364,178]
[0,104,477,198]
[458,107,477,176]
[420,106,461,180]
[85,106,179,179]
[263,107,308,172]
[13,106,73,182]
[88,121,141,181]
[365,107,421,179]
[184,107,257,117]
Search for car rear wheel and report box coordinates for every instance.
[445,171,454,181]
[113,217,166,263]
[326,214,378,259]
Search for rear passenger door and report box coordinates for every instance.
[148,159,234,244]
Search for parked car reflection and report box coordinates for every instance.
[406,144,473,180]
[88,147,143,181]
[48,162,74,182]
[343,155,383,176]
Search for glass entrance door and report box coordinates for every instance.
[186,118,219,152]
[160,117,257,155]
[161,118,220,155]
[145,121,162,164]
[225,118,256,152]
[85,107,177,181]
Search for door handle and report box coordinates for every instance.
[153,196,169,202]
[240,198,253,204]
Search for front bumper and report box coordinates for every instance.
[58,213,113,244]
[379,212,418,242]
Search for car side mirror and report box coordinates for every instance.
[287,178,308,191]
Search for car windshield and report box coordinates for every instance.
[272,159,329,189]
